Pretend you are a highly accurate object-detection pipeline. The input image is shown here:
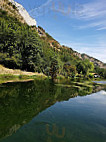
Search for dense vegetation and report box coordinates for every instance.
[0,8,106,79]
[94,67,106,79]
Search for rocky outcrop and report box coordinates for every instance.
[0,0,25,23]
[0,0,37,26]
[37,26,46,37]
[8,0,37,26]
[73,51,82,59]
[81,54,105,68]
[73,52,106,68]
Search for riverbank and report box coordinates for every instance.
[0,74,47,84]
[0,65,47,84]
[0,65,106,86]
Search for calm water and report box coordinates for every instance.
[0,79,106,142]
[93,81,106,84]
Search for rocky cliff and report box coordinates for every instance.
[0,0,37,26]
[81,53,106,68]
[8,0,37,26]
[73,51,106,68]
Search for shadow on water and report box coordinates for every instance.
[0,79,106,142]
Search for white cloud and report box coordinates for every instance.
[28,0,71,17]
[97,26,106,30]
[76,20,106,30]
[73,0,106,30]
[75,0,106,20]
[28,0,53,17]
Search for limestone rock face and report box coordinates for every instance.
[9,0,37,26]
[81,54,105,68]
[73,52,106,68]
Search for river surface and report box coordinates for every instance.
[93,81,106,84]
[0,79,106,142]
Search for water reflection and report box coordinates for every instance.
[93,81,106,84]
[0,79,106,142]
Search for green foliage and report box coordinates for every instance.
[63,63,77,78]
[0,11,53,72]
[49,57,59,80]
[77,59,94,76]
[94,67,106,79]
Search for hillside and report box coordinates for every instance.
[37,26,106,68]
[0,0,106,79]
[74,52,105,68]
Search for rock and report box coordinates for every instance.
[8,0,37,26]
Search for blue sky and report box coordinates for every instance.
[15,0,106,63]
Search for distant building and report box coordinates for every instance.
[92,73,100,78]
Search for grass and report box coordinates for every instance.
[0,65,46,76]
[0,65,47,84]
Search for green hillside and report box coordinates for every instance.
[0,2,106,79]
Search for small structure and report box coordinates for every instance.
[92,73,100,78]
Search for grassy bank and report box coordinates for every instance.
[0,65,47,84]
[0,65,105,85]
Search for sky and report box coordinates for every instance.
[15,0,106,63]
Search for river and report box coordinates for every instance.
[0,79,106,142]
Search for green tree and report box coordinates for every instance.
[49,57,59,81]
[64,63,76,78]
[77,59,94,77]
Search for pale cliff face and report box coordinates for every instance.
[9,0,37,26]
